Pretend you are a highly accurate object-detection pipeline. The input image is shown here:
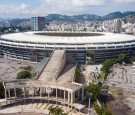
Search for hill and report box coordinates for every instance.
[103,11,135,20]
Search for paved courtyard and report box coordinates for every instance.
[0,57,35,81]
[0,103,87,115]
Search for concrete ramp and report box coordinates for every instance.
[57,64,76,84]
[38,50,66,82]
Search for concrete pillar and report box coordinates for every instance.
[5,89,7,99]
[40,87,42,97]
[32,87,34,97]
[48,87,50,103]
[14,88,17,98]
[71,92,73,104]
[64,90,65,101]
[35,88,37,95]
[48,87,50,98]
[40,87,42,102]
[24,87,26,98]
[68,92,70,103]
[56,88,58,99]
[32,87,34,103]
[82,87,84,101]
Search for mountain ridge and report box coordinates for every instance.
[0,11,135,22]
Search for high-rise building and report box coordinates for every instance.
[114,19,122,33]
[31,17,45,31]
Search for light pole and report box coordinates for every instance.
[88,97,91,115]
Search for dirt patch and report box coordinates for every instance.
[107,86,135,115]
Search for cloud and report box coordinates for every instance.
[0,0,106,17]
[72,0,104,7]
[114,0,135,3]
[0,3,29,17]
[36,0,105,15]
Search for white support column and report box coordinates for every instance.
[32,87,34,103]
[40,87,42,102]
[56,88,58,99]
[68,92,70,103]
[24,87,26,98]
[82,87,84,101]
[8,89,10,99]
[48,87,50,103]
[32,87,34,97]
[48,87,50,98]
[5,89,7,99]
[71,92,73,104]
[14,88,16,98]
[40,87,42,97]
[64,90,65,101]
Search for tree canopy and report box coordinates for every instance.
[86,83,102,100]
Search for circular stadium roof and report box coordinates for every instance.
[1,32,135,44]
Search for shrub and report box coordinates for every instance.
[17,70,32,79]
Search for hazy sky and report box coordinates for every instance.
[0,0,135,18]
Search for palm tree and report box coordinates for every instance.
[48,106,67,115]
[55,106,64,115]
[48,106,55,115]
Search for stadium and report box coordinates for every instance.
[0,31,135,64]
[0,32,135,113]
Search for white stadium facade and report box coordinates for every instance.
[0,31,135,64]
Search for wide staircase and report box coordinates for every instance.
[38,50,66,82]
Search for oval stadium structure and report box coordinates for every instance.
[0,31,135,64]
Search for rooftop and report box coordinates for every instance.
[1,31,135,44]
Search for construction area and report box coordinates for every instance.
[107,64,135,115]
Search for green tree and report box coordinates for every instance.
[17,70,32,79]
[86,83,102,100]
[48,106,66,115]
[75,67,81,83]
[102,59,113,72]
[116,53,126,63]
[0,81,4,98]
